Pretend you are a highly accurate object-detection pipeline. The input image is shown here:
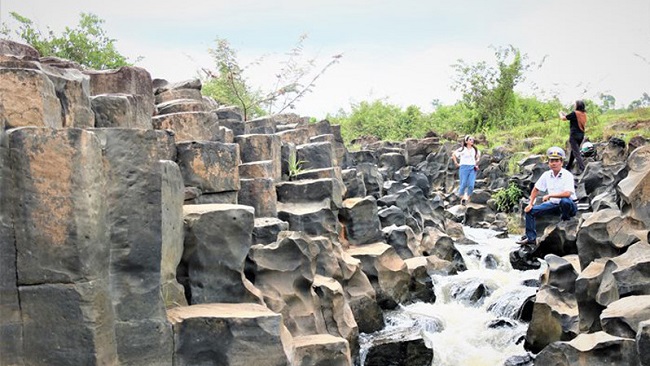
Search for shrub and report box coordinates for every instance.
[492,183,524,212]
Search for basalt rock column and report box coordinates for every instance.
[0,128,22,365]
[8,127,117,365]
[92,128,176,365]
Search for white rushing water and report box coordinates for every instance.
[359,227,545,366]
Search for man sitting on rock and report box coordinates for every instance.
[516,146,578,245]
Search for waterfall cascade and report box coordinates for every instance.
[360,227,545,366]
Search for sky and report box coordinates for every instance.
[1,0,649,119]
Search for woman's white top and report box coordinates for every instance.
[455,147,480,166]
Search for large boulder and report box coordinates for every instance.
[600,295,650,339]
[524,285,579,353]
[346,243,410,309]
[535,331,639,365]
[576,208,640,269]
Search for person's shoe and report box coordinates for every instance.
[516,236,535,245]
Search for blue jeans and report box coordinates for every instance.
[524,198,577,241]
[458,165,476,196]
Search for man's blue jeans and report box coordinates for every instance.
[524,198,577,241]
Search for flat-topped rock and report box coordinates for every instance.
[167,303,291,366]
[292,334,351,366]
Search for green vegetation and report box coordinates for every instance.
[1,12,136,69]
[202,35,341,121]
[328,45,649,155]
[492,183,524,213]
[287,152,306,180]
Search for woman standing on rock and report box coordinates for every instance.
[559,100,587,174]
[452,135,480,205]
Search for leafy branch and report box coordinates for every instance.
[202,35,342,120]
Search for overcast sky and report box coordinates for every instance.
[2,0,649,118]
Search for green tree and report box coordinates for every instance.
[202,35,341,120]
[1,12,136,69]
[628,92,650,110]
[599,93,617,112]
[451,46,534,132]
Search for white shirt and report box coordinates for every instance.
[534,168,577,203]
[454,147,480,166]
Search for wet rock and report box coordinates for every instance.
[364,338,432,366]
[510,244,542,271]
[420,227,465,270]
[487,318,517,329]
[449,278,494,306]
[503,353,534,366]
[524,285,579,353]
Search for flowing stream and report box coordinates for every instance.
[359,227,545,366]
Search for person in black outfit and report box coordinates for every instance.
[559,100,587,174]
